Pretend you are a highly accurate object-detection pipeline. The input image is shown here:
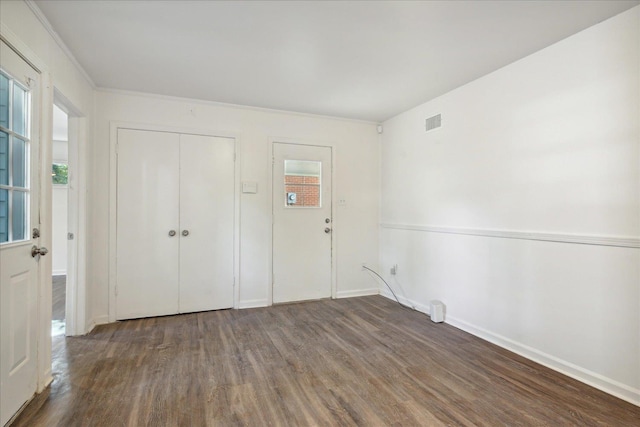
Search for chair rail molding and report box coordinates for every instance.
[380,223,640,249]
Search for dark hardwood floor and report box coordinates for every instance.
[12,296,640,426]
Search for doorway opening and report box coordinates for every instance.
[51,104,68,338]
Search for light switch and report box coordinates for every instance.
[242,181,258,194]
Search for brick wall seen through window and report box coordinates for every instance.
[285,175,320,207]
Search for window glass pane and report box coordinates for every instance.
[0,131,8,185]
[284,160,321,208]
[52,163,68,185]
[12,137,26,188]
[0,74,8,128]
[13,84,27,137]
[12,190,27,241]
[0,189,7,243]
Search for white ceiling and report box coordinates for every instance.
[34,0,639,122]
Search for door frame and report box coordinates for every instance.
[108,121,241,322]
[268,138,337,306]
[52,88,87,337]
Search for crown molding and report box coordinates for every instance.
[96,87,379,126]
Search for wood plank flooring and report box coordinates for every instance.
[11,296,640,426]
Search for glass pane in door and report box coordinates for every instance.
[0,74,8,128]
[12,190,26,241]
[284,159,322,208]
[12,84,27,137]
[12,137,26,187]
[0,189,7,243]
[0,131,8,185]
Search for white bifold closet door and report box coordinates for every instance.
[116,129,234,320]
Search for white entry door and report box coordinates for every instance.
[272,143,332,303]
[0,40,41,426]
[116,129,235,320]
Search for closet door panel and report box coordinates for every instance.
[179,134,235,312]
[116,129,180,319]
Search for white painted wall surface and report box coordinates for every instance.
[380,6,640,404]
[1,2,95,113]
[52,187,68,275]
[52,140,68,275]
[94,90,380,314]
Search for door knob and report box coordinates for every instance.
[31,245,48,258]
[324,227,331,234]
[182,230,190,237]
[325,218,331,223]
[168,230,176,237]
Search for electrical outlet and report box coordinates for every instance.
[390,264,398,275]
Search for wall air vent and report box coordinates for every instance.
[425,114,442,132]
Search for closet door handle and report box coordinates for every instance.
[168,230,176,237]
[182,230,190,237]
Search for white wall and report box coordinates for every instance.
[380,6,640,404]
[93,90,380,317]
[52,140,68,275]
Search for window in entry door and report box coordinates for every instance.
[0,70,30,243]
[284,159,321,208]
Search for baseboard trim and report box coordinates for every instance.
[38,370,53,393]
[381,223,640,249]
[378,292,640,407]
[85,315,110,335]
[335,288,380,299]
[379,288,431,315]
[238,299,270,309]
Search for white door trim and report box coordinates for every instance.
[52,88,88,337]
[108,121,241,323]
[268,138,337,305]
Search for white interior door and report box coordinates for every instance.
[116,129,180,320]
[272,143,332,303]
[179,134,235,312]
[0,40,41,426]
